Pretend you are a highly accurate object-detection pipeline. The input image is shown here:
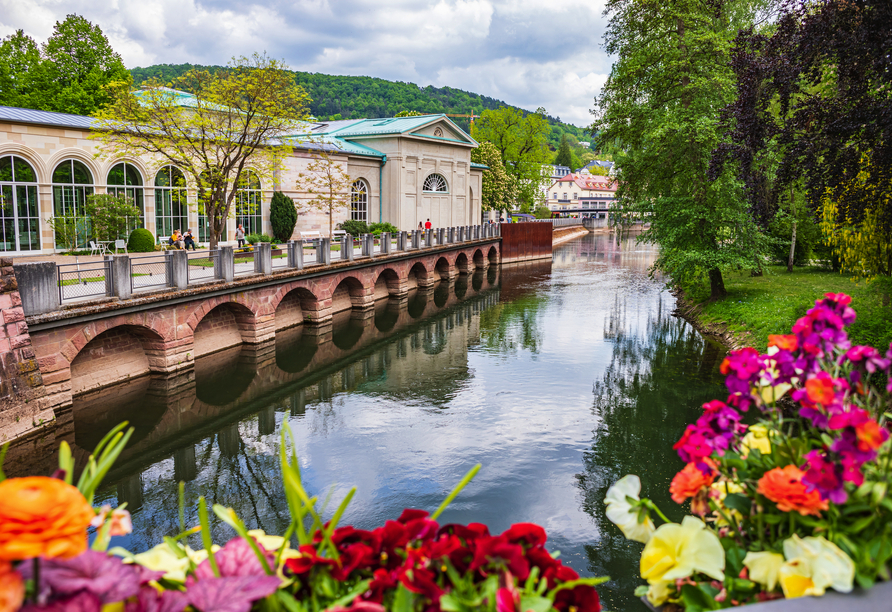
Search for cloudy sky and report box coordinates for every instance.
[0,0,612,126]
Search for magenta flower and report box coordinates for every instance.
[190,536,275,582]
[802,451,847,504]
[125,588,189,612]
[186,576,280,612]
[21,591,103,612]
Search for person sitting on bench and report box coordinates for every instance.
[169,229,185,250]
[183,228,196,250]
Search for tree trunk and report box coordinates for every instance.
[787,219,797,272]
[208,208,218,251]
[709,267,726,299]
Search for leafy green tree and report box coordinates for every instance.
[0,30,41,108]
[93,54,311,249]
[593,0,766,298]
[85,193,142,241]
[533,206,552,219]
[471,141,516,212]
[394,110,424,117]
[295,147,353,239]
[270,191,298,242]
[554,135,573,168]
[472,107,551,212]
[37,15,130,115]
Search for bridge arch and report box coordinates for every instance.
[332,276,366,313]
[488,245,499,264]
[374,268,401,300]
[473,248,485,269]
[435,257,452,280]
[69,324,166,396]
[407,261,431,289]
[192,301,257,357]
[275,286,319,330]
[455,252,471,275]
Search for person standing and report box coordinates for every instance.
[425,218,432,231]
[236,224,246,248]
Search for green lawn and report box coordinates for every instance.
[687,266,892,352]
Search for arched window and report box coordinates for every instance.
[0,155,40,252]
[235,170,262,237]
[155,166,189,244]
[107,162,145,232]
[423,173,448,193]
[351,179,368,222]
[52,159,94,248]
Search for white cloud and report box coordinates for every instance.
[0,0,612,126]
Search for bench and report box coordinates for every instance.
[298,231,322,241]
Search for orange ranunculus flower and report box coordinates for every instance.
[768,335,798,352]
[757,466,828,516]
[0,477,94,561]
[670,462,716,504]
[805,377,834,405]
[0,561,24,612]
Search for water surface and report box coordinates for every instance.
[13,233,728,611]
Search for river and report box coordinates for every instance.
[8,232,728,611]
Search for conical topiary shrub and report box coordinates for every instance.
[270,191,297,243]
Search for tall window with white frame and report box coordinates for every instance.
[155,166,189,244]
[422,173,448,193]
[107,162,145,235]
[0,155,40,252]
[350,179,368,222]
[235,170,262,237]
[52,159,94,249]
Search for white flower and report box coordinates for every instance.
[604,475,655,543]
[779,535,854,598]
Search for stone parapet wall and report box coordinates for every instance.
[0,257,53,444]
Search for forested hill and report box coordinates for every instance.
[129,64,587,149]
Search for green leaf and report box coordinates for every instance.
[723,545,747,576]
[439,593,465,612]
[277,590,306,612]
[634,585,649,597]
[198,496,220,578]
[0,443,7,483]
[680,584,721,611]
[519,595,552,612]
[324,579,371,611]
[431,463,481,520]
[392,582,416,612]
[723,493,751,515]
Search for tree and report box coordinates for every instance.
[34,15,130,115]
[394,110,424,117]
[471,141,516,212]
[84,193,142,241]
[93,54,311,249]
[0,30,41,109]
[593,0,767,298]
[554,135,573,168]
[472,107,552,212]
[295,147,352,239]
[270,191,298,242]
[713,0,892,282]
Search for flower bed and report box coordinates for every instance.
[0,426,606,612]
[604,293,892,609]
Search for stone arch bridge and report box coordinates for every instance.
[24,240,501,420]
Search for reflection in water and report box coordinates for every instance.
[8,233,727,612]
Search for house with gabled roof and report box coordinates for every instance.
[545,172,618,218]
[0,101,484,254]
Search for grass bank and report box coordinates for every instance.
[683,265,892,352]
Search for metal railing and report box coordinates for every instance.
[58,260,110,302]
[130,254,168,293]
[187,250,218,284]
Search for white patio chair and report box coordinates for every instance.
[88,241,103,256]
[114,239,128,255]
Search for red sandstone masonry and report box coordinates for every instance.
[9,241,500,440]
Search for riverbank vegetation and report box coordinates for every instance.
[596,0,892,321]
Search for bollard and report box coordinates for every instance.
[381,232,392,254]
[13,261,60,316]
[457,226,465,242]
[365,234,375,258]
[425,229,433,247]
[411,230,421,249]
[104,255,131,299]
[168,250,188,289]
[215,246,234,282]
[361,234,371,257]
[287,240,304,270]
[437,228,445,244]
[341,235,353,261]
[448,227,455,243]
[318,238,331,265]
[254,242,272,275]
[398,231,408,251]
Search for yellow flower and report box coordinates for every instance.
[132,543,191,582]
[743,551,785,591]
[778,535,854,598]
[604,475,655,543]
[710,480,744,527]
[247,529,286,552]
[640,516,725,584]
[645,581,674,606]
[741,425,772,458]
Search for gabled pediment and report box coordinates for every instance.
[409,119,476,145]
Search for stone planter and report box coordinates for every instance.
[642,579,892,612]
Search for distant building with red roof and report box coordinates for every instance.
[545,172,618,218]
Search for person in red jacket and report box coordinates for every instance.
[424,218,432,231]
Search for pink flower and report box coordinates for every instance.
[90,505,133,537]
[802,451,847,504]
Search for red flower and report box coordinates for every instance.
[502,524,547,548]
[469,536,530,580]
[805,375,835,405]
[553,585,601,612]
[768,335,798,352]
[331,542,376,581]
[397,566,443,601]
[438,523,490,542]
[284,544,336,575]
[363,568,398,603]
[397,509,440,542]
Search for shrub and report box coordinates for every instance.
[767,210,821,266]
[338,219,368,237]
[368,221,398,236]
[269,191,297,242]
[127,228,155,253]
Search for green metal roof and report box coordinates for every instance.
[283,134,385,158]
[471,162,489,170]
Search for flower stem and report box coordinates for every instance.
[32,557,40,604]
